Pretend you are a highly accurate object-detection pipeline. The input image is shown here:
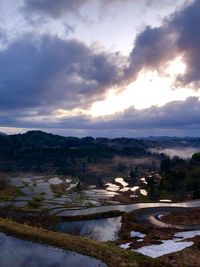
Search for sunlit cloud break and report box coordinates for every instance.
[0,0,200,136]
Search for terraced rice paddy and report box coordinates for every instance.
[1,176,148,215]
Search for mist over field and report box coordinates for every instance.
[150,147,200,159]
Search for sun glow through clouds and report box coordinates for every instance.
[89,57,200,117]
[166,56,186,76]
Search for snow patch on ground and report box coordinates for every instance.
[174,230,200,240]
[130,231,146,239]
[137,239,144,242]
[120,229,199,258]
[134,230,200,258]
[119,242,132,249]
[135,240,194,258]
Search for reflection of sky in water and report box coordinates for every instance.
[105,183,120,192]
[55,217,122,242]
[48,177,63,185]
[0,233,107,267]
[82,189,119,199]
[10,179,24,187]
[115,178,129,187]
[19,183,53,196]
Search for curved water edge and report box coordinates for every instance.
[50,199,200,217]
[133,207,200,230]
[0,232,107,267]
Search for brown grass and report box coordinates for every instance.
[159,236,200,267]
[161,208,200,225]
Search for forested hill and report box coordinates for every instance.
[0,130,200,174]
[1,130,200,149]
[0,130,147,149]
[0,131,148,173]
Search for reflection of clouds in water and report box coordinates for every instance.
[0,233,107,267]
[56,217,122,242]
[150,147,200,159]
[82,189,119,199]
[81,217,121,241]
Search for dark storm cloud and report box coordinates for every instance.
[126,0,200,88]
[0,33,123,111]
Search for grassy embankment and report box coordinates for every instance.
[0,217,169,267]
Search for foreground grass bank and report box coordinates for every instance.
[0,218,168,267]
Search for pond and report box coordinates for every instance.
[0,232,107,267]
[54,216,122,242]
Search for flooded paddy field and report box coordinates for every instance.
[0,232,107,267]
[54,216,122,241]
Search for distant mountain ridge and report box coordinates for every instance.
[0,130,200,149]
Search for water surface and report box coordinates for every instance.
[0,232,107,267]
[55,216,122,242]
[52,200,200,216]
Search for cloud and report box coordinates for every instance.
[1,97,200,137]
[22,0,196,90]
[0,33,124,112]
[126,0,200,88]
[0,27,7,46]
[22,0,182,20]
[126,25,178,80]
[1,0,200,137]
[116,97,200,129]
[22,0,89,18]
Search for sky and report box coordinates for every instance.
[0,0,200,137]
